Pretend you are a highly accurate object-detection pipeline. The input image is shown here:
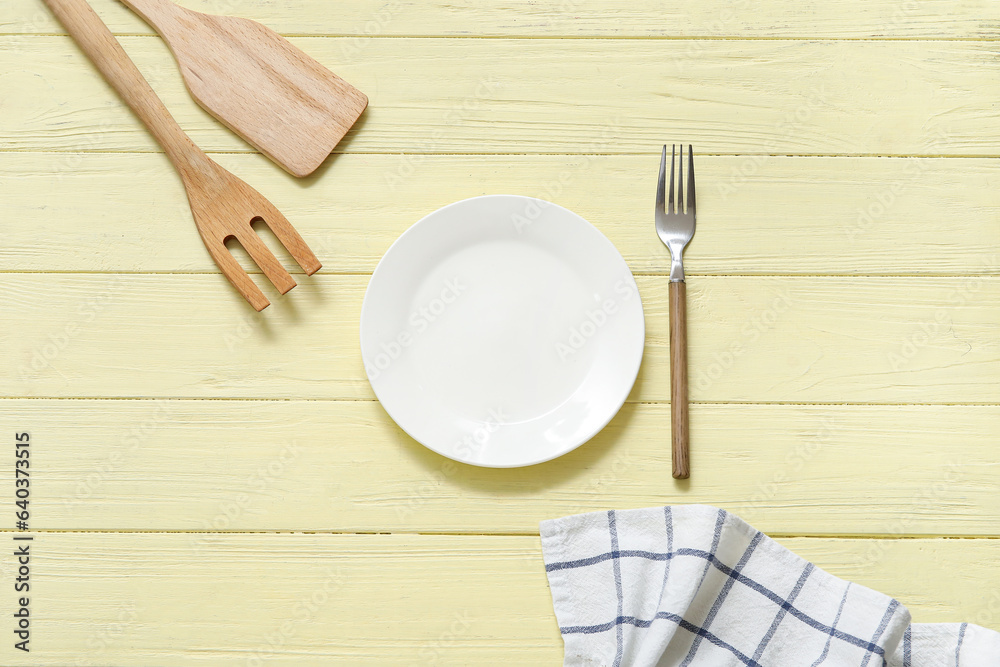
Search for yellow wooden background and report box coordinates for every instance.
[1,0,999,664]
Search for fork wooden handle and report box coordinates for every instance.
[43,0,206,174]
[669,280,690,479]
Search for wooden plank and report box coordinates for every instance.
[0,532,996,665]
[5,0,1000,38]
[3,275,997,403]
[8,399,999,535]
[2,152,998,276]
[1,2,996,666]
[3,37,999,155]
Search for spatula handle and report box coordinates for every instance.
[43,0,204,173]
[669,280,690,479]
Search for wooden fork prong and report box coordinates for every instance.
[206,239,271,311]
[255,210,322,276]
[237,227,297,295]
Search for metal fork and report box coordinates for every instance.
[655,144,696,479]
[45,0,321,311]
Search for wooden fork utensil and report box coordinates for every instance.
[44,0,321,311]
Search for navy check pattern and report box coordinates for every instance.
[541,505,997,666]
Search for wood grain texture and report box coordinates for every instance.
[1,153,997,276]
[2,274,996,403]
[3,37,1000,155]
[7,399,999,535]
[5,0,1000,38]
[44,0,322,310]
[670,281,690,479]
[0,532,997,665]
[4,0,1000,662]
[121,0,367,176]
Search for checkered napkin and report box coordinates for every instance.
[541,505,1000,666]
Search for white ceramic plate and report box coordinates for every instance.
[360,195,645,467]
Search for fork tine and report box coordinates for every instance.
[687,144,696,216]
[668,144,676,214]
[237,229,297,295]
[205,240,271,311]
[676,144,684,214]
[656,145,666,214]
[255,209,323,276]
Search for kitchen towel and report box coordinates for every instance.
[541,504,1000,666]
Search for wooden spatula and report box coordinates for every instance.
[119,0,368,177]
[45,0,322,311]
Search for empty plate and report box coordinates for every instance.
[360,195,645,467]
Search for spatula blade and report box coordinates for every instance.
[129,2,367,177]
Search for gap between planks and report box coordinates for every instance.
[4,32,1000,41]
[1,272,997,279]
[2,530,999,540]
[2,149,1000,159]
[0,397,998,406]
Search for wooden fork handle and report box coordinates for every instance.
[669,280,690,479]
[43,0,204,172]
